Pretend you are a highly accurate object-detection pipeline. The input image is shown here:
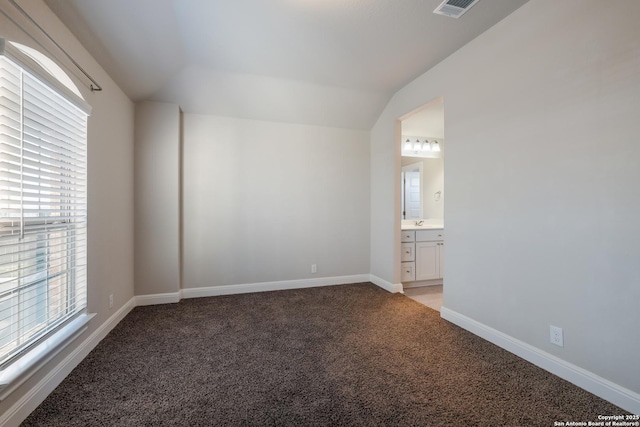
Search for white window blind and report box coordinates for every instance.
[0,49,88,369]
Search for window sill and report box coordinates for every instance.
[0,312,95,401]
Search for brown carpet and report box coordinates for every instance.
[22,283,626,426]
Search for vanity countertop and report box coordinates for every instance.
[401,224,444,231]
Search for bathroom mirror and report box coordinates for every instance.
[401,156,444,220]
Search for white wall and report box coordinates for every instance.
[0,0,135,419]
[182,115,370,289]
[371,0,640,411]
[134,101,181,296]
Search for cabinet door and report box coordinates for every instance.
[415,241,439,280]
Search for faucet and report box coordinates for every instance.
[415,220,424,226]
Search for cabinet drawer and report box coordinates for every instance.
[416,229,444,242]
[401,230,415,242]
[401,242,415,262]
[401,262,415,282]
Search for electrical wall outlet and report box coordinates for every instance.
[550,325,564,347]
[109,294,114,309]
[311,264,317,274]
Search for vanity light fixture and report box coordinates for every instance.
[401,135,442,157]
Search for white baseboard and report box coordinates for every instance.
[1,297,136,427]
[402,279,443,289]
[135,292,181,306]
[369,274,404,293]
[181,274,370,299]
[440,306,640,415]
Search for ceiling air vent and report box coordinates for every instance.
[433,0,481,18]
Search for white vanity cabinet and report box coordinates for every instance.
[402,228,444,284]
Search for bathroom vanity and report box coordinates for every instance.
[401,226,444,286]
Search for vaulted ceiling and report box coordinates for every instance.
[44,0,529,129]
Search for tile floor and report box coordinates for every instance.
[403,285,443,312]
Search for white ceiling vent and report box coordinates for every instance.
[433,0,481,19]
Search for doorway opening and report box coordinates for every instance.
[398,96,444,311]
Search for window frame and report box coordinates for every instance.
[0,39,93,400]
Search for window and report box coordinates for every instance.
[0,40,90,374]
